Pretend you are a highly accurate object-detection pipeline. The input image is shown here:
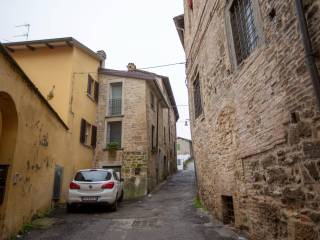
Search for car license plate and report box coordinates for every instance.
[82,196,98,202]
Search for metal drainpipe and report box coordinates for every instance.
[156,100,159,149]
[295,0,320,110]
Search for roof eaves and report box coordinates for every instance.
[3,37,103,61]
[130,69,179,121]
[156,75,179,121]
[99,68,169,107]
[173,14,185,48]
[177,137,192,142]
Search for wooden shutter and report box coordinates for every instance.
[91,125,97,148]
[94,81,99,102]
[87,75,92,95]
[80,119,86,144]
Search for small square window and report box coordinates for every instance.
[229,0,259,64]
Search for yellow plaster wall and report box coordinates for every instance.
[0,51,71,239]
[0,45,100,239]
[8,47,73,125]
[68,47,99,172]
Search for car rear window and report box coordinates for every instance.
[74,171,112,182]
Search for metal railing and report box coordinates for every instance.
[108,98,122,116]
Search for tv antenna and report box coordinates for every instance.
[14,23,30,40]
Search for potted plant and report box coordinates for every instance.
[106,142,120,152]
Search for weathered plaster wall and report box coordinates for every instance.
[183,0,320,239]
[0,49,71,239]
[1,44,100,239]
[7,46,100,204]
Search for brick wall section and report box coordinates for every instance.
[182,0,320,239]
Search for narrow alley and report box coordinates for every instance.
[21,171,243,240]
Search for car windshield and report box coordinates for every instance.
[74,170,112,182]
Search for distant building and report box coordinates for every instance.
[95,63,179,199]
[176,137,193,170]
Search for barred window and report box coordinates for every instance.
[230,0,258,64]
[193,75,203,119]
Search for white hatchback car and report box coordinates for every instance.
[67,169,124,212]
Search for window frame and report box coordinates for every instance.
[150,92,155,111]
[225,0,264,68]
[106,121,122,147]
[192,74,203,119]
[108,82,123,116]
[151,125,156,149]
[87,75,99,102]
[84,121,91,145]
[80,119,96,148]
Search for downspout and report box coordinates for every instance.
[156,100,160,149]
[295,0,320,110]
[156,100,160,184]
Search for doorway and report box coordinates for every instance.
[0,92,18,232]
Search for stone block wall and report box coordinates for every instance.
[182,0,320,239]
[122,151,148,199]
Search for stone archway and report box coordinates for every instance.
[0,91,18,233]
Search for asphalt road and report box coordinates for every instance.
[21,171,243,240]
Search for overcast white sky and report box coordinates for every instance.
[0,0,191,139]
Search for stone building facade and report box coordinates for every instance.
[95,65,178,199]
[175,0,320,239]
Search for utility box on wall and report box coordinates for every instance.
[52,165,63,201]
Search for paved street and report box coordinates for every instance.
[21,171,242,240]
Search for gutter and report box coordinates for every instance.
[295,0,320,110]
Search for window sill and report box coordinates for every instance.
[103,148,124,152]
[105,115,124,118]
[86,93,97,103]
[81,143,94,150]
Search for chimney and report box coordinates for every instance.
[127,63,136,71]
[96,50,107,68]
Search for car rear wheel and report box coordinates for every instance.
[110,197,118,212]
[118,190,124,202]
[67,203,76,213]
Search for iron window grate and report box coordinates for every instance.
[230,0,258,64]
